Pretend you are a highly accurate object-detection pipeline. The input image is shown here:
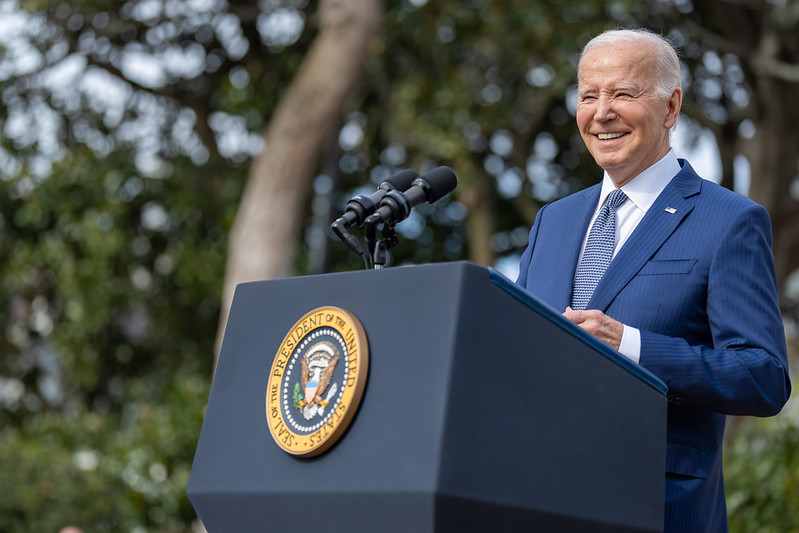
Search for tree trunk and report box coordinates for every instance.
[215,0,382,362]
[743,76,799,292]
[462,178,496,267]
[672,0,799,298]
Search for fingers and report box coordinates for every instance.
[563,306,581,322]
[563,306,594,324]
[562,307,623,350]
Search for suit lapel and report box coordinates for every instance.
[587,163,703,312]
[545,185,600,311]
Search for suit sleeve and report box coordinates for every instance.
[638,204,791,417]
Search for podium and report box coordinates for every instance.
[188,262,667,532]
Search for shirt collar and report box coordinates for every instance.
[599,149,681,214]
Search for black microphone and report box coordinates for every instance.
[364,166,457,226]
[331,169,419,268]
[332,169,419,230]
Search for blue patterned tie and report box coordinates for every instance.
[571,188,628,310]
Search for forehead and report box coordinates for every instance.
[578,42,657,90]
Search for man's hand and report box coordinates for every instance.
[563,307,624,350]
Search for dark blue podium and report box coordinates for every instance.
[188,262,667,532]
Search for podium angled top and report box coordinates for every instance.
[488,267,667,395]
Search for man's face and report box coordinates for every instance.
[576,42,681,187]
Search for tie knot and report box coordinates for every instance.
[606,188,627,211]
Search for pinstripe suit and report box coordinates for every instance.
[516,160,791,532]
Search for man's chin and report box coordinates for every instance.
[590,154,628,172]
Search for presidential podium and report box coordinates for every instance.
[187,262,667,532]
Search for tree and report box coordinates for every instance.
[0,147,229,531]
[217,0,381,358]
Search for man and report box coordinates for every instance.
[516,29,791,532]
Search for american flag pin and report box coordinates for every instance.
[664,207,677,214]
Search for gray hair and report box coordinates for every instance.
[578,29,681,100]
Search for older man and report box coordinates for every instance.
[516,29,791,532]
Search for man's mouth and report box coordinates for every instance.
[597,132,627,140]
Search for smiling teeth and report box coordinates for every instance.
[598,133,625,140]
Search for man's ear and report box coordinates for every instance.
[664,88,682,129]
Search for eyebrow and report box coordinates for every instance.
[578,84,642,98]
[613,84,641,94]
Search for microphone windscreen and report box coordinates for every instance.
[419,166,457,202]
[383,169,418,191]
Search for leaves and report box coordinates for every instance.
[724,407,799,533]
[0,371,209,532]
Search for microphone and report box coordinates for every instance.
[331,169,419,268]
[364,166,457,226]
[332,169,419,230]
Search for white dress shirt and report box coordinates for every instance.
[575,150,682,363]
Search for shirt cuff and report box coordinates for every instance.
[618,324,641,364]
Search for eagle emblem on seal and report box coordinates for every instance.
[296,341,340,420]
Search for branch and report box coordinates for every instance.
[678,19,752,57]
[718,0,766,9]
[752,57,799,84]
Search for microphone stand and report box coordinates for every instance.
[364,219,399,270]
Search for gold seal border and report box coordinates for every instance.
[265,306,368,458]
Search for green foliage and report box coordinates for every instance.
[0,148,241,418]
[725,402,799,533]
[0,147,242,530]
[0,371,209,532]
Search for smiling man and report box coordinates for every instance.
[516,29,791,532]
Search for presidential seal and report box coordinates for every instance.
[265,306,368,457]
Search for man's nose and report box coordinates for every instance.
[594,96,616,121]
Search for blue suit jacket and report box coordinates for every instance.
[516,160,791,532]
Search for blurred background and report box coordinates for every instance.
[1,0,797,531]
